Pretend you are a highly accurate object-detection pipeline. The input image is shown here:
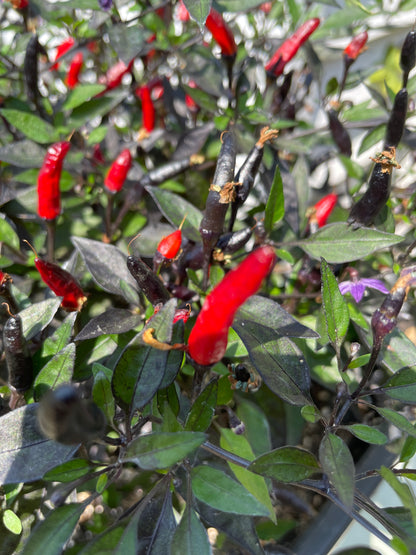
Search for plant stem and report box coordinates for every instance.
[201,441,251,469]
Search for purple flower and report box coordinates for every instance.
[98,0,113,9]
[339,274,389,303]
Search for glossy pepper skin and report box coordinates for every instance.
[24,34,47,108]
[37,141,71,220]
[32,254,87,311]
[313,193,338,228]
[51,38,75,71]
[187,245,276,366]
[65,52,83,89]
[136,85,156,133]
[265,18,320,77]
[400,30,416,87]
[153,229,182,273]
[384,88,408,149]
[328,109,352,157]
[348,162,391,227]
[205,9,237,58]
[4,312,33,392]
[343,30,368,62]
[104,149,132,193]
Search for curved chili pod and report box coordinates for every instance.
[200,128,236,287]
[127,254,171,306]
[187,245,276,366]
[104,149,132,193]
[65,52,83,89]
[215,227,253,254]
[348,163,391,227]
[384,88,408,149]
[24,34,47,107]
[400,30,416,87]
[328,109,352,157]
[37,141,71,220]
[4,312,33,392]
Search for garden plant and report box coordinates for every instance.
[2,0,416,554]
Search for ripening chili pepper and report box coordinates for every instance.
[187,245,276,366]
[104,149,132,193]
[3,305,33,393]
[265,18,320,77]
[205,9,237,58]
[400,30,416,87]
[51,38,75,71]
[24,241,87,311]
[200,128,236,288]
[343,30,368,64]
[127,251,171,306]
[24,34,47,108]
[10,0,29,8]
[37,384,106,445]
[37,141,71,221]
[153,215,186,273]
[65,52,83,89]
[384,88,408,149]
[327,109,352,157]
[229,126,279,231]
[136,85,156,134]
[310,193,338,229]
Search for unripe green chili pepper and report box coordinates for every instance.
[37,141,71,221]
[384,88,408,149]
[3,305,33,393]
[200,128,236,288]
[187,245,276,366]
[327,109,352,157]
[400,30,416,87]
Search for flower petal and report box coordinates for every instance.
[360,278,389,295]
[338,281,353,295]
[350,282,366,303]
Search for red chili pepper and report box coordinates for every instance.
[187,245,276,366]
[24,241,87,312]
[265,18,320,77]
[185,80,199,111]
[344,30,368,62]
[153,216,186,272]
[104,149,132,193]
[259,2,272,13]
[51,38,75,71]
[136,85,156,133]
[65,52,83,89]
[0,271,12,292]
[314,193,337,227]
[177,0,190,22]
[10,0,29,8]
[98,59,135,93]
[205,9,237,58]
[37,141,71,221]
[151,303,191,324]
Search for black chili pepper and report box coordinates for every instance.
[348,161,391,227]
[127,253,171,306]
[400,30,416,87]
[200,128,236,287]
[328,109,352,157]
[215,227,253,255]
[3,306,33,393]
[384,88,408,149]
[23,34,47,116]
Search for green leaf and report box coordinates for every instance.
[339,154,365,181]
[381,366,416,403]
[264,165,284,233]
[0,139,46,168]
[3,510,22,535]
[123,432,206,470]
[249,446,320,483]
[43,459,91,483]
[21,503,86,555]
[185,378,218,432]
[215,0,265,9]
[371,406,416,438]
[183,0,211,27]
[34,343,76,401]
[220,429,276,523]
[343,424,388,445]
[0,109,61,144]
[191,466,270,517]
[92,364,115,425]
[319,433,355,509]
[19,299,62,341]
[68,92,128,128]
[0,218,19,250]
[0,404,76,485]
[297,223,404,263]
[379,466,416,526]
[320,258,349,350]
[236,399,271,456]
[62,84,107,110]
[301,405,321,423]
[146,187,203,243]
[171,505,211,555]
[233,319,312,405]
[33,312,77,373]
[358,124,386,155]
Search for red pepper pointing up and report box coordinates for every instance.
[187,245,276,366]
[65,52,83,89]
[37,141,71,221]
[136,84,156,133]
[205,9,237,58]
[265,18,320,77]
[344,30,368,62]
[104,149,132,193]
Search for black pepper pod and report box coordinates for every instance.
[384,88,408,149]
[199,128,236,287]
[229,127,279,232]
[400,30,416,87]
[371,286,406,343]
[3,310,33,392]
[348,162,391,227]
[215,227,253,255]
[327,109,352,157]
[127,254,171,306]
[23,34,47,110]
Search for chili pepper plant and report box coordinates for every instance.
[2,1,416,554]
